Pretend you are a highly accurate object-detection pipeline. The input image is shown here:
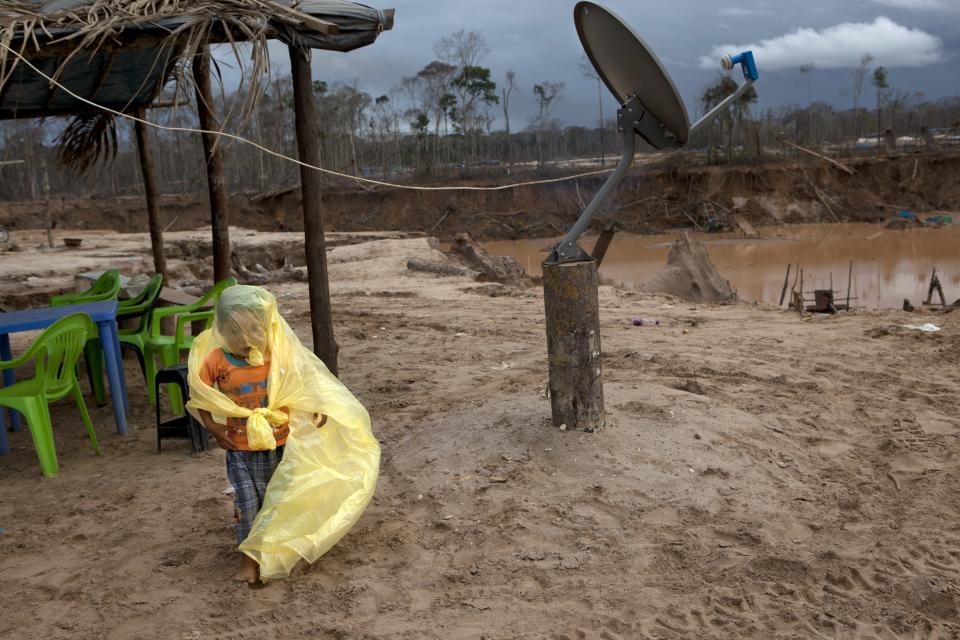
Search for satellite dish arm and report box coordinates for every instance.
[688,51,758,140]
[545,102,639,265]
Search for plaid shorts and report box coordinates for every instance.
[226,446,284,544]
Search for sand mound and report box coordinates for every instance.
[640,233,737,302]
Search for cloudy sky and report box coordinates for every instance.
[256,0,959,129]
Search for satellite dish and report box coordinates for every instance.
[575,1,689,148]
[545,1,759,265]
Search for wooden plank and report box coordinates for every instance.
[732,214,758,237]
[289,45,339,375]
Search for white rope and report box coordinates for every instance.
[0,41,617,192]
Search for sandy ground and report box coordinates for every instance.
[0,232,959,639]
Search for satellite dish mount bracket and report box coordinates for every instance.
[546,97,674,266]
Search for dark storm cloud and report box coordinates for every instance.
[239,0,958,128]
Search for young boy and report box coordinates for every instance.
[195,291,290,585]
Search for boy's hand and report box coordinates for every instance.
[198,410,238,451]
[272,421,290,441]
[209,424,238,451]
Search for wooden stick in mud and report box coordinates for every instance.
[798,269,804,313]
[779,264,792,306]
[775,135,856,175]
[846,261,853,310]
[926,268,947,307]
[925,268,936,306]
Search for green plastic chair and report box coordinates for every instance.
[85,274,165,405]
[51,270,121,307]
[146,278,237,414]
[51,270,122,406]
[0,313,101,478]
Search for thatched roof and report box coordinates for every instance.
[0,0,394,120]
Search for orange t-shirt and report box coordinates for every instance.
[199,348,288,450]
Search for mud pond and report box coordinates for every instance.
[486,222,960,310]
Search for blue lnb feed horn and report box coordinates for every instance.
[720,51,759,81]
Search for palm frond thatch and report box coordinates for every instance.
[54,110,117,174]
[0,0,331,172]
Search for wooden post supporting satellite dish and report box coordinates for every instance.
[543,1,759,431]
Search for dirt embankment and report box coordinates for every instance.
[2,152,958,241]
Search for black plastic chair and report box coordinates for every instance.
[155,364,209,454]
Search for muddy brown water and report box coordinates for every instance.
[487,223,960,310]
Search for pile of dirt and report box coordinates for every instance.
[640,233,737,302]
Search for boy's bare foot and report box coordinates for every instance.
[234,554,259,586]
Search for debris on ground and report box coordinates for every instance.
[407,258,480,279]
[447,232,532,288]
[902,323,941,332]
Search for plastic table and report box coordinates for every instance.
[0,301,129,455]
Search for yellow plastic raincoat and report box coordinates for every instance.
[186,285,379,579]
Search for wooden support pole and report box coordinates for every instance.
[798,268,804,314]
[925,268,936,306]
[926,268,946,307]
[590,221,618,267]
[846,260,853,310]
[543,260,604,431]
[779,263,792,306]
[289,45,339,375]
[192,49,231,283]
[41,159,52,248]
[134,107,167,279]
